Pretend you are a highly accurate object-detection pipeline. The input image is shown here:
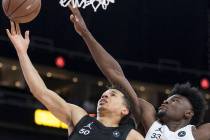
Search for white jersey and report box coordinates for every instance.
[145,121,195,140]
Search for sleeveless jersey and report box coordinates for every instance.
[68,115,133,140]
[145,121,195,140]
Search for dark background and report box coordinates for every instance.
[0,0,208,71]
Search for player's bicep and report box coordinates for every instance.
[38,89,87,125]
[126,129,144,140]
[107,68,156,129]
[69,104,88,126]
[138,98,156,132]
[37,89,72,124]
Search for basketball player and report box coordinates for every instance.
[6,21,144,140]
[68,6,210,140]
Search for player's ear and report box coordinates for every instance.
[184,110,194,119]
[121,107,129,116]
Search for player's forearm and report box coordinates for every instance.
[81,31,125,83]
[17,51,47,97]
[81,31,141,121]
[16,52,78,125]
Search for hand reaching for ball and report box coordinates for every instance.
[68,5,89,36]
[6,21,30,54]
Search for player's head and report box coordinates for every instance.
[97,88,131,119]
[157,83,206,126]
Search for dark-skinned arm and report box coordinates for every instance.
[68,5,141,120]
[68,6,156,130]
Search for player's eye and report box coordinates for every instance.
[172,98,178,102]
[111,93,116,96]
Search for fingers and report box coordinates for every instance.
[70,14,79,23]
[8,20,29,39]
[10,21,21,35]
[68,4,75,12]
[68,4,81,18]
[10,21,16,35]
[68,4,73,11]
[6,29,12,38]
[15,22,21,34]
[25,30,30,40]
[75,16,79,22]
[70,14,75,22]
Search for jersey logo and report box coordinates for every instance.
[84,122,94,130]
[113,130,121,138]
[78,122,94,136]
[178,131,186,137]
[155,127,162,133]
[151,127,162,139]
[79,128,90,135]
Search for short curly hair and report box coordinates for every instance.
[170,83,206,126]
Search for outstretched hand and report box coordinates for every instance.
[6,21,30,54]
[68,5,89,36]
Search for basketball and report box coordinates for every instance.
[2,0,41,23]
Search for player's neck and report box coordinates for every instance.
[164,120,190,132]
[97,113,120,127]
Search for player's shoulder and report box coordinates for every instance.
[197,123,210,132]
[194,123,210,140]
[197,123,210,131]
[126,129,144,140]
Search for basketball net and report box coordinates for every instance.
[59,0,115,12]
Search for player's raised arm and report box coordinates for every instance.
[68,5,141,120]
[6,21,87,128]
[68,6,157,130]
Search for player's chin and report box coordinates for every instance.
[98,107,109,114]
[97,104,106,111]
[157,109,167,119]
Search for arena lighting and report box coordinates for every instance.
[165,89,170,95]
[97,81,104,87]
[11,65,17,71]
[46,72,53,78]
[34,109,68,129]
[200,78,210,90]
[15,81,21,88]
[35,109,96,129]
[72,77,79,83]
[55,56,65,68]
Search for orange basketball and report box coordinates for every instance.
[2,0,41,23]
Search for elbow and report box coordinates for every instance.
[29,86,48,98]
[106,68,125,80]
